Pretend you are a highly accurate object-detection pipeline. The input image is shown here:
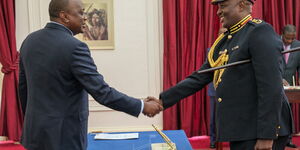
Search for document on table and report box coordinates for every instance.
[94,133,139,140]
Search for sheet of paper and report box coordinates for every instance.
[94,133,139,140]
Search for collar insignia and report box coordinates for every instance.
[231,46,239,51]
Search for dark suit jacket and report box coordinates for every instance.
[18,22,142,150]
[160,20,293,142]
[283,40,300,84]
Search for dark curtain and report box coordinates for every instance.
[163,0,300,137]
[0,0,23,141]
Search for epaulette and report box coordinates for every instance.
[250,19,263,24]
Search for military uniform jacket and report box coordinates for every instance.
[160,17,293,142]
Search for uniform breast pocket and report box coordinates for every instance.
[228,45,249,61]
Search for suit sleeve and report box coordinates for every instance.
[293,41,300,80]
[70,42,142,117]
[296,52,300,79]
[248,24,283,139]
[284,52,299,84]
[160,61,213,109]
[18,55,27,115]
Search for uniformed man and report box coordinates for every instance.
[155,0,294,149]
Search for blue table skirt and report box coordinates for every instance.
[87,130,192,150]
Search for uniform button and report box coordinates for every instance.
[218,98,222,102]
[228,35,232,39]
[276,134,279,137]
[278,126,281,129]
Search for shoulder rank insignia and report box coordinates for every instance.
[252,19,262,24]
[231,45,239,51]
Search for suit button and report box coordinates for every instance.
[218,98,222,102]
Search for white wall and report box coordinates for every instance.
[15,0,164,132]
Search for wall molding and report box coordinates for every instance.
[27,0,42,32]
[89,99,113,112]
[145,0,163,96]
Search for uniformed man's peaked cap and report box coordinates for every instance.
[211,0,255,5]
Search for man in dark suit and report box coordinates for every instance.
[18,0,162,150]
[283,25,300,86]
[155,0,293,149]
[281,24,300,148]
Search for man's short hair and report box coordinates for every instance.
[282,24,297,34]
[48,0,70,18]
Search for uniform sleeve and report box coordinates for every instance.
[18,55,27,115]
[70,42,142,117]
[292,41,300,81]
[248,24,283,139]
[160,61,213,109]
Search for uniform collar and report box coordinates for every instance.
[228,15,252,34]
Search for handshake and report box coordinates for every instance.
[142,96,163,117]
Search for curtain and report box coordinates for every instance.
[163,0,300,137]
[162,0,220,137]
[0,0,23,141]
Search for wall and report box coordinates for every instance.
[15,0,164,132]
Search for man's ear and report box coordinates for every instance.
[238,0,246,10]
[239,0,252,13]
[58,11,70,23]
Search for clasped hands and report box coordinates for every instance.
[142,96,163,117]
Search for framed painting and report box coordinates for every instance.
[76,0,115,49]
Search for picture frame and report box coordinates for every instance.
[76,0,115,49]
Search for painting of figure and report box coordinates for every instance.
[76,0,114,49]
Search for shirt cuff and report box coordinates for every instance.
[140,99,144,116]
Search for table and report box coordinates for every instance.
[87,130,192,150]
[285,89,300,103]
